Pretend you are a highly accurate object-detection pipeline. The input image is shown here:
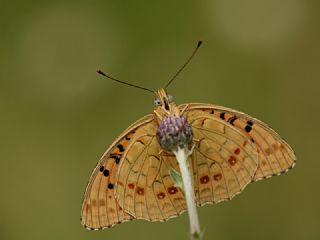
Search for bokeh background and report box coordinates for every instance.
[1,0,319,239]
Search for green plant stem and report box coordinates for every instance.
[173,147,201,240]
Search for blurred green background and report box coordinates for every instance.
[1,0,319,239]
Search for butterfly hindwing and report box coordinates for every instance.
[81,115,154,230]
[187,111,258,205]
[115,120,187,221]
[181,103,296,181]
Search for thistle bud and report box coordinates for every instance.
[157,115,193,151]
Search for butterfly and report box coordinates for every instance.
[80,42,296,230]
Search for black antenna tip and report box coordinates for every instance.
[197,41,203,47]
[97,69,106,76]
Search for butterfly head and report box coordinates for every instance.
[153,88,179,119]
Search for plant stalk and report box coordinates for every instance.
[173,147,201,240]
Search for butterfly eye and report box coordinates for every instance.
[168,94,173,103]
[153,98,161,106]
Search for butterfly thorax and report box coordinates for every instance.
[153,88,180,123]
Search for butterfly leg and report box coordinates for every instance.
[154,110,162,120]
[192,137,222,165]
[192,137,204,148]
[180,104,190,116]
[158,149,175,157]
[189,143,196,155]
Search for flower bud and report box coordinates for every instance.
[157,115,193,151]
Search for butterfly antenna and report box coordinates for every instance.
[97,70,154,93]
[164,41,203,89]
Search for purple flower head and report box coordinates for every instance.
[157,115,193,151]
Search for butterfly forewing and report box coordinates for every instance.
[114,121,187,221]
[187,111,258,205]
[181,103,296,181]
[81,115,154,230]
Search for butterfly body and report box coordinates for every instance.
[152,88,180,122]
[81,88,295,230]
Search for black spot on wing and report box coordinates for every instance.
[228,116,237,125]
[245,125,252,133]
[247,120,254,126]
[103,169,110,177]
[117,144,125,152]
[110,155,121,164]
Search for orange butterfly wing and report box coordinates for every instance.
[81,115,154,230]
[186,110,259,205]
[181,103,296,182]
[114,120,187,221]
